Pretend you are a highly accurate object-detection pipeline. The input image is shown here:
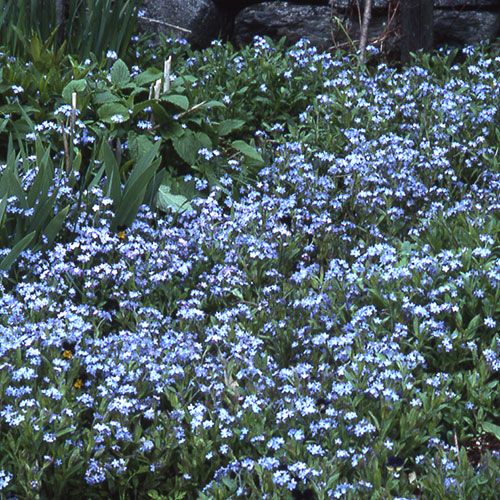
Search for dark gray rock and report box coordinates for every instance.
[434,9,500,46]
[233,3,333,50]
[433,1,499,7]
[213,0,328,9]
[331,0,393,9]
[139,0,499,54]
[332,0,499,9]
[139,0,230,48]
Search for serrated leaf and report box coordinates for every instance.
[111,59,130,86]
[93,90,121,105]
[172,131,199,165]
[128,133,153,161]
[231,140,264,163]
[157,185,193,214]
[162,94,189,111]
[218,119,245,136]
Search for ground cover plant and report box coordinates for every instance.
[0,33,499,498]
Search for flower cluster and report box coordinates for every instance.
[0,40,498,498]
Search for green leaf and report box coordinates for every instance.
[465,315,482,334]
[172,131,200,165]
[0,231,36,271]
[97,102,130,123]
[114,159,161,229]
[62,79,87,103]
[127,132,153,161]
[111,59,130,86]
[157,185,193,214]
[218,119,246,136]
[93,90,121,105]
[125,141,161,189]
[231,140,264,163]
[483,422,500,440]
[162,94,189,111]
[99,142,121,204]
[195,132,212,150]
[0,198,7,223]
[44,206,70,246]
[135,68,162,87]
[113,142,162,229]
[203,100,226,109]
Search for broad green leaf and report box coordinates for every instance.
[128,133,153,161]
[111,59,130,86]
[0,231,36,271]
[62,79,87,103]
[195,132,212,150]
[93,90,121,105]
[231,140,264,163]
[162,94,189,111]
[132,99,156,116]
[97,102,130,123]
[218,119,246,136]
[157,185,193,214]
[135,68,162,87]
[172,131,200,165]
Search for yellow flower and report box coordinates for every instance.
[62,350,73,360]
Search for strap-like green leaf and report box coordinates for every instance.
[99,141,121,204]
[114,158,161,229]
[44,206,70,246]
[0,230,36,271]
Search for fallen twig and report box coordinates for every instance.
[139,15,192,34]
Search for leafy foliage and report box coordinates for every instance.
[0,0,138,60]
[0,35,499,499]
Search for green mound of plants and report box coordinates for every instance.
[0,30,499,499]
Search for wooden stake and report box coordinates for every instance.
[163,56,172,94]
[359,0,372,64]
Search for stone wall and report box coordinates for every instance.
[138,0,500,53]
